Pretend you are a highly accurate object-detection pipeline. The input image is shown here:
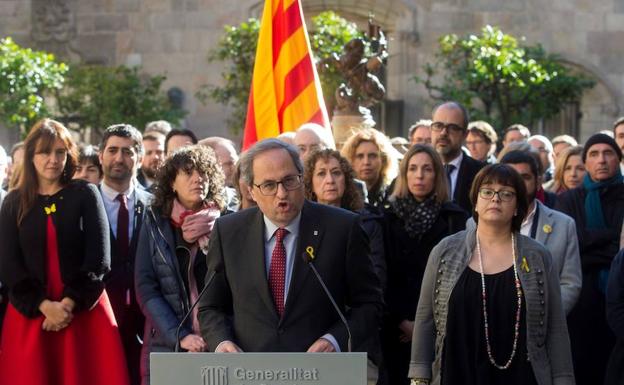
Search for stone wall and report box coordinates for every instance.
[0,0,623,147]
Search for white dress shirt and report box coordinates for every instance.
[100,181,136,241]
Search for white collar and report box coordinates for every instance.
[263,212,302,242]
[447,151,463,169]
[521,200,538,228]
[101,180,135,201]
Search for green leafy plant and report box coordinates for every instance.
[0,37,68,135]
[55,65,186,137]
[196,19,260,134]
[418,25,595,131]
[198,12,368,134]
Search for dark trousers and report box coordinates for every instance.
[568,270,614,385]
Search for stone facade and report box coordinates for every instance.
[0,0,622,146]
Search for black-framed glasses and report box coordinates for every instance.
[478,188,516,202]
[254,174,303,196]
[431,122,465,133]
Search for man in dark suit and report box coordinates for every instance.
[198,139,382,358]
[98,124,152,385]
[430,101,485,214]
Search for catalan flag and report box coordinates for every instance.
[242,0,331,150]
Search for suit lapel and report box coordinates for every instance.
[129,191,147,255]
[283,202,324,318]
[535,202,554,245]
[245,209,279,319]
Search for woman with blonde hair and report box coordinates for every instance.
[340,128,398,208]
[546,146,585,194]
[382,144,467,385]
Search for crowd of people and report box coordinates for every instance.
[0,100,623,385]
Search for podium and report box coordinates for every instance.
[151,352,367,385]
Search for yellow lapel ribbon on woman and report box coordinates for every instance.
[44,203,56,215]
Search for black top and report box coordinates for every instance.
[0,180,110,317]
[442,267,537,385]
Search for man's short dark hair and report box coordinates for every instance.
[431,101,470,130]
[165,129,198,153]
[100,124,143,155]
[500,150,540,179]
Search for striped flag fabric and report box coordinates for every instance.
[242,0,331,150]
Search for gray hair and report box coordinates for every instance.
[239,138,303,185]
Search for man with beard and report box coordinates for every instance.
[137,132,165,191]
[430,101,485,214]
[500,150,582,315]
[99,124,152,385]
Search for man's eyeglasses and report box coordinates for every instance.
[431,122,465,133]
[254,175,303,196]
[478,188,516,202]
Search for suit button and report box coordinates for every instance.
[536,269,543,274]
[541,300,545,305]
[538,280,544,285]
[540,311,545,316]
[539,290,544,295]
[438,269,444,275]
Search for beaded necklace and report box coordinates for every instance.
[475,231,522,370]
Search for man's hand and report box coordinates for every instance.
[307,338,336,352]
[399,319,414,343]
[180,334,207,352]
[215,341,243,353]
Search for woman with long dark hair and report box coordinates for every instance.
[0,119,129,385]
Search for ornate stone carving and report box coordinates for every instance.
[31,0,81,61]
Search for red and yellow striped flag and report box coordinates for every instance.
[242,0,331,150]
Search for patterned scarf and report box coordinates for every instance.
[390,194,441,238]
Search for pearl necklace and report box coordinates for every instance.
[475,231,522,370]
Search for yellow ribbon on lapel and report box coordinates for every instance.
[44,203,56,215]
[521,257,530,273]
[305,246,315,261]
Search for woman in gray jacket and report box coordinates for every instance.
[135,145,226,385]
[409,164,574,385]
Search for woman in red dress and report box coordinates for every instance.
[0,119,129,385]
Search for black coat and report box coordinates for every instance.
[606,249,624,385]
[453,155,486,215]
[135,206,207,381]
[0,181,110,317]
[383,201,468,323]
[555,184,624,270]
[555,183,624,385]
[381,200,468,385]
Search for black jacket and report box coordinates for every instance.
[198,201,383,354]
[453,155,486,214]
[135,206,207,379]
[0,181,110,317]
[383,201,468,323]
[555,183,624,270]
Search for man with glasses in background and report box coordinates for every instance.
[198,139,382,365]
[431,101,485,214]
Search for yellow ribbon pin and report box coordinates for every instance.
[305,246,315,261]
[521,257,530,273]
[543,224,552,234]
[44,203,56,215]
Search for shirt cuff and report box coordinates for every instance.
[321,333,341,352]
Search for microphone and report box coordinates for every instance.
[301,248,352,352]
[175,262,222,352]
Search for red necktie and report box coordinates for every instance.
[268,228,288,317]
[116,194,129,260]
